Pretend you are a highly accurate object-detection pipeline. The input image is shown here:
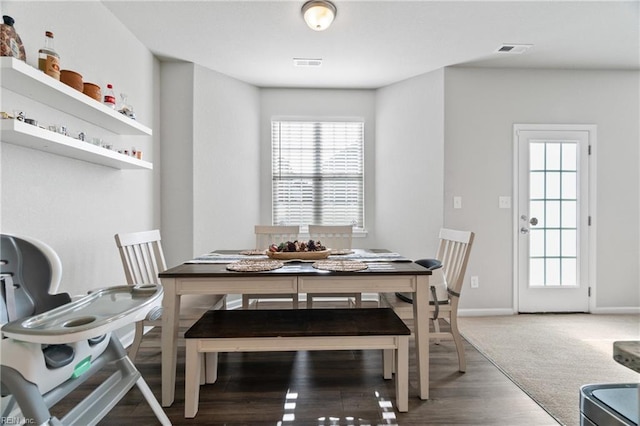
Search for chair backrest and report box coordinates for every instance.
[308,225,353,250]
[0,234,69,324]
[254,225,300,250]
[435,228,475,296]
[114,230,167,285]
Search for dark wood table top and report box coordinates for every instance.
[160,259,431,278]
[161,248,430,278]
[184,308,411,339]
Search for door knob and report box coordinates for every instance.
[530,217,539,226]
[520,227,529,234]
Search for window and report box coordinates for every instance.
[271,120,364,230]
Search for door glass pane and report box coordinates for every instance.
[530,258,545,286]
[545,230,560,257]
[562,143,577,170]
[561,201,577,228]
[546,172,561,199]
[562,172,577,199]
[528,140,579,287]
[562,258,577,286]
[530,229,545,257]
[562,230,577,257]
[546,144,561,170]
[530,143,545,169]
[546,201,560,227]
[530,172,545,199]
[546,258,561,285]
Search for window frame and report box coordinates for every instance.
[271,118,366,233]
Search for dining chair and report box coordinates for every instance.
[114,229,226,361]
[241,225,300,309]
[381,228,475,372]
[306,224,362,308]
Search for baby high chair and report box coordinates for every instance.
[0,233,170,425]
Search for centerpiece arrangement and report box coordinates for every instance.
[266,240,331,260]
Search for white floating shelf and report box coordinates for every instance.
[0,57,152,136]
[1,120,152,170]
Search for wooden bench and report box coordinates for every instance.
[183,308,411,418]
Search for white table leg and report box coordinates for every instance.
[383,349,393,379]
[200,353,206,385]
[205,352,219,383]
[161,277,179,407]
[184,340,201,418]
[413,274,430,400]
[396,336,409,412]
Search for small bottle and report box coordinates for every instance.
[103,84,116,109]
[38,31,60,80]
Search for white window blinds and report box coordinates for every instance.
[272,120,364,230]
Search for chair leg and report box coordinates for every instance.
[450,314,466,373]
[242,295,251,309]
[354,293,362,308]
[432,318,441,344]
[128,321,145,361]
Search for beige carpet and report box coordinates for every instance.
[458,314,640,426]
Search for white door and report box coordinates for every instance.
[514,125,594,313]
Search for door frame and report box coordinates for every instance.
[512,124,597,313]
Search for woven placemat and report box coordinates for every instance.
[239,249,266,256]
[227,259,284,272]
[312,260,368,272]
[329,249,354,255]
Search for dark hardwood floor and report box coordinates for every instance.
[48,303,558,425]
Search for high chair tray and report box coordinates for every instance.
[1,284,162,344]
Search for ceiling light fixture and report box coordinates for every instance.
[302,0,336,31]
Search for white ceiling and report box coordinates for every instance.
[103,0,640,89]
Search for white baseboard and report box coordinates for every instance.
[460,307,640,316]
[591,306,640,314]
[459,308,516,317]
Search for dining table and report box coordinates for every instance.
[158,248,432,407]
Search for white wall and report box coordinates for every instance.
[192,65,261,256]
[444,67,640,312]
[159,62,195,266]
[375,70,445,260]
[159,63,261,266]
[259,89,376,246]
[0,1,158,296]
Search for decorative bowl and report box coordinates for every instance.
[83,82,101,101]
[60,70,83,91]
[266,249,331,260]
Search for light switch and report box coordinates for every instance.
[453,196,462,209]
[499,196,511,209]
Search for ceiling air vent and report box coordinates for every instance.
[495,44,533,54]
[293,58,323,67]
